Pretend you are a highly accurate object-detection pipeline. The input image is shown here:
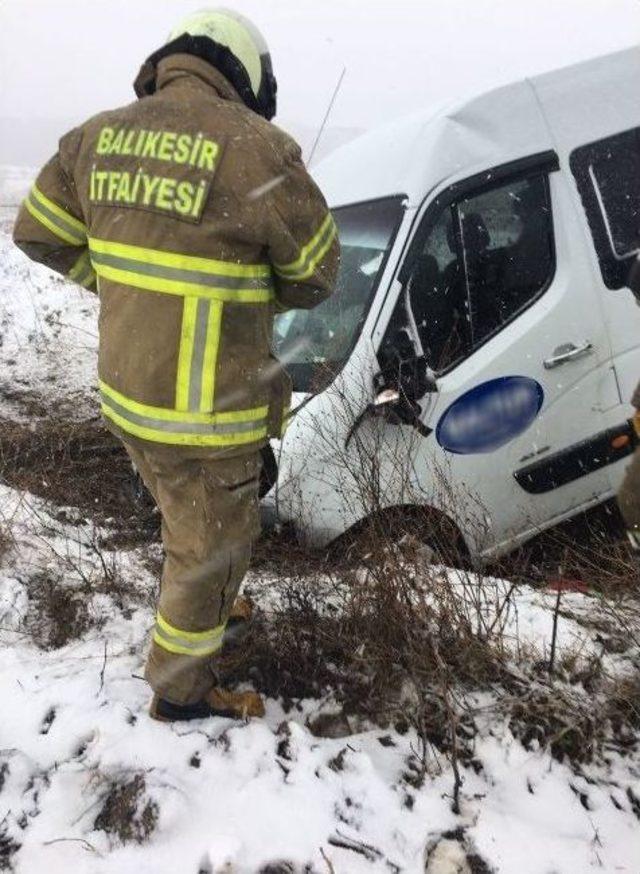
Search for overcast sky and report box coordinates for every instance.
[1,0,638,166]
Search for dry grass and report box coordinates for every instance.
[0,417,157,545]
[24,570,96,650]
[0,521,11,565]
[1,412,639,769]
[234,508,640,769]
[0,823,20,872]
[18,532,155,651]
[497,500,640,596]
[233,516,511,752]
[94,773,158,845]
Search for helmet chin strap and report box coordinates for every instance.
[134,33,277,121]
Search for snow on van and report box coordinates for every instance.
[267,47,640,560]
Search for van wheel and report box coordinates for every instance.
[332,505,470,570]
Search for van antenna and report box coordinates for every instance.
[306,66,347,167]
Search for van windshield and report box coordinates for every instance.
[273,196,405,392]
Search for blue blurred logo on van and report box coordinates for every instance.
[436,376,544,455]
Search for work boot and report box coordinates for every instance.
[223,595,254,647]
[149,686,265,722]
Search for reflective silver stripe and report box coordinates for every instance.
[189,299,211,411]
[100,391,267,435]
[90,250,271,290]
[26,190,86,244]
[275,216,336,280]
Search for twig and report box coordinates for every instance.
[485,581,518,639]
[42,836,100,855]
[549,585,563,675]
[96,639,107,696]
[329,830,382,862]
[320,847,336,874]
[431,636,463,814]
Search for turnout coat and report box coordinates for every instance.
[13,54,339,454]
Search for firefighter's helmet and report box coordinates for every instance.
[135,7,277,120]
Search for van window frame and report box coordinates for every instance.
[569,126,640,290]
[396,150,560,376]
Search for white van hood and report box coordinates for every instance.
[312,49,638,209]
[311,82,552,208]
[311,101,451,208]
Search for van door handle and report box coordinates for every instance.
[543,341,593,369]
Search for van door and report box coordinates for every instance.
[569,127,640,498]
[375,153,615,555]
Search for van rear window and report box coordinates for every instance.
[570,127,640,289]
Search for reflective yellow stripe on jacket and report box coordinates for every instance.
[90,239,275,432]
[24,185,87,246]
[99,380,269,447]
[88,237,274,303]
[273,213,337,283]
[153,612,226,657]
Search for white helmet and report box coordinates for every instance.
[136,7,277,120]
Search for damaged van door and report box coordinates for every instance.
[269,50,639,559]
[373,152,612,555]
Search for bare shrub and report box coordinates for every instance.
[0,521,11,565]
[13,504,153,649]
[24,570,95,649]
[0,417,156,543]
[94,773,158,845]
[240,378,640,779]
[509,684,600,762]
[499,500,640,596]
[604,674,640,743]
[0,817,21,872]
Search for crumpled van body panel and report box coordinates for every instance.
[269,47,640,560]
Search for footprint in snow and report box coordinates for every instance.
[39,707,56,735]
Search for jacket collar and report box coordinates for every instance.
[155,54,244,104]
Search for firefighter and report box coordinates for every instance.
[13,8,339,722]
[618,254,640,549]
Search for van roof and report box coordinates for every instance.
[313,46,639,210]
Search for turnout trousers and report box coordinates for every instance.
[618,410,640,534]
[123,441,262,704]
[618,447,640,534]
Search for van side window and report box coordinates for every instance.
[570,127,640,289]
[405,172,555,372]
[406,206,471,370]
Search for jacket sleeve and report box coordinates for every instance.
[265,142,340,312]
[12,138,96,292]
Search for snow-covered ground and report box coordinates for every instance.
[0,167,34,235]
[0,233,98,421]
[0,167,32,207]
[1,202,639,873]
[2,479,638,874]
